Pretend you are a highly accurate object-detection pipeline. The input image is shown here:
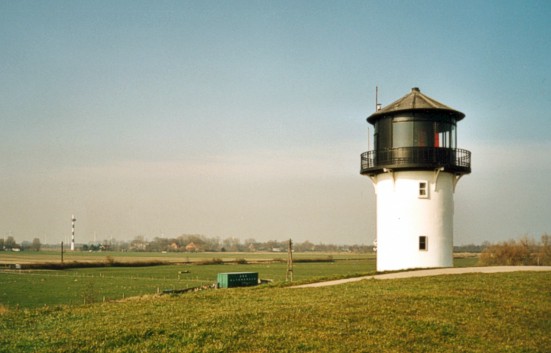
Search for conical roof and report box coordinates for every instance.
[367,87,465,124]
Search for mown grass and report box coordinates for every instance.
[0,272,549,352]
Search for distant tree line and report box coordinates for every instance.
[0,236,41,251]
[121,235,372,253]
[8,234,550,262]
[1,234,372,253]
[453,243,490,253]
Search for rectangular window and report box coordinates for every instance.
[413,120,432,147]
[419,236,428,251]
[419,181,428,198]
[392,121,414,148]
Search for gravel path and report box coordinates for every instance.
[292,266,551,288]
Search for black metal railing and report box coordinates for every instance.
[360,147,471,175]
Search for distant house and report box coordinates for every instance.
[130,240,148,251]
[169,242,179,251]
[185,242,198,252]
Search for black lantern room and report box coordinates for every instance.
[360,88,471,176]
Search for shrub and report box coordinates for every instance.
[479,235,551,266]
[18,260,169,270]
[535,234,551,265]
[294,256,335,263]
[196,258,224,265]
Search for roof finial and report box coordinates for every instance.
[412,87,420,92]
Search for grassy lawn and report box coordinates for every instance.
[0,272,549,352]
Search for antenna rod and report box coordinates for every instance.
[375,86,383,111]
[375,86,379,110]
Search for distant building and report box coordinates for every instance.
[185,242,198,252]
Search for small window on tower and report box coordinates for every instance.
[419,181,428,198]
[419,236,428,251]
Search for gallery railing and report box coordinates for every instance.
[360,147,471,175]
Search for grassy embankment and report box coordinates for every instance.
[0,271,549,353]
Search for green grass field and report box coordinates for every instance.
[0,271,548,353]
[1,252,377,308]
[0,252,477,308]
[0,260,374,308]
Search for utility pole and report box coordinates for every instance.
[286,238,293,282]
[61,241,64,264]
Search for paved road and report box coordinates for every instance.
[292,266,551,288]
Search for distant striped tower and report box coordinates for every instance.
[71,215,76,251]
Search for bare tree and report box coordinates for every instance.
[31,238,42,251]
[5,236,17,250]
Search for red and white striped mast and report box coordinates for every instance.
[71,215,76,251]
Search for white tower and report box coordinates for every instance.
[361,88,471,271]
[71,215,76,251]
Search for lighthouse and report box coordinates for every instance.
[361,88,471,271]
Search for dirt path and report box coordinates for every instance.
[292,266,551,288]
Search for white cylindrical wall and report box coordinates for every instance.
[374,171,455,271]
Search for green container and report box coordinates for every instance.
[217,272,258,288]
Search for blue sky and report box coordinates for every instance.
[1,0,550,245]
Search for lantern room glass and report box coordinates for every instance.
[385,116,457,149]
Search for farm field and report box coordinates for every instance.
[0,271,548,353]
[0,252,477,308]
[0,250,370,265]
[1,251,375,308]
